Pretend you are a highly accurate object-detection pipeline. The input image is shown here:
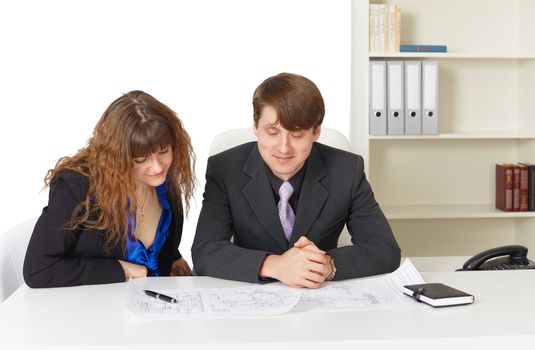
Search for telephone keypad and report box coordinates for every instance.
[487,263,529,270]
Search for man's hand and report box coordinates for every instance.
[259,236,331,288]
[171,257,193,276]
[293,236,334,281]
[118,260,148,280]
[293,236,325,253]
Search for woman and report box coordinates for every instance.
[23,90,195,287]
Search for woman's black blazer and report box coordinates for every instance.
[23,170,183,288]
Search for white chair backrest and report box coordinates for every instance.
[208,127,352,156]
[0,218,36,302]
[208,127,353,247]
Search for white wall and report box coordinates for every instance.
[0,0,350,265]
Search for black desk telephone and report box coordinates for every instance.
[459,245,535,271]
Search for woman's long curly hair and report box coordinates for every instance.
[45,90,195,248]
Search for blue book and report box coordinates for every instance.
[400,45,447,53]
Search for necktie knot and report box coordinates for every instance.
[278,181,294,202]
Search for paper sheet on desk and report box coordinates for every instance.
[127,259,425,319]
[127,281,301,320]
[295,258,425,311]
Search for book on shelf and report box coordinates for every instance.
[496,164,514,212]
[403,283,474,308]
[400,44,447,53]
[519,162,535,211]
[369,3,401,53]
[513,165,521,211]
[518,164,529,211]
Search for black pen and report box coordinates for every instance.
[144,289,177,304]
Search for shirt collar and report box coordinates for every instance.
[265,160,308,197]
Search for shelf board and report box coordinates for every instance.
[369,132,535,140]
[370,52,535,59]
[383,205,535,220]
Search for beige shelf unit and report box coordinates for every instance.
[350,0,535,258]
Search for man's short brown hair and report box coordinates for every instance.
[252,72,325,131]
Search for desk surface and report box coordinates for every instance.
[1,268,534,350]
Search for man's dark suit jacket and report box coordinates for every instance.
[23,170,183,288]
[192,142,401,283]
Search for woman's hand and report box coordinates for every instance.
[171,257,193,276]
[118,260,148,280]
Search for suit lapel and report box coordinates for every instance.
[242,145,288,250]
[289,145,328,246]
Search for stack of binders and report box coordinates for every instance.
[369,60,439,135]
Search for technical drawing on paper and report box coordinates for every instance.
[130,290,205,315]
[127,259,425,319]
[295,258,425,311]
[127,283,300,319]
[207,286,299,313]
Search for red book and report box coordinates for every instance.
[518,163,529,211]
[519,162,535,211]
[496,164,514,212]
[513,165,521,211]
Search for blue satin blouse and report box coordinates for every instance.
[125,183,172,276]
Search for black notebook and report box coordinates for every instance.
[403,283,475,307]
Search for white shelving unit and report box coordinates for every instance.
[371,52,535,59]
[383,205,535,220]
[370,133,535,140]
[351,0,535,257]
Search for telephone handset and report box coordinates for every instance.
[459,245,535,271]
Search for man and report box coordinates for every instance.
[192,72,400,288]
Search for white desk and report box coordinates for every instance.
[1,269,534,350]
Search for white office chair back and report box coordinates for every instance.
[0,218,36,302]
[209,127,353,247]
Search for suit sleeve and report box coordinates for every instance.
[23,173,125,288]
[192,156,270,283]
[327,155,401,280]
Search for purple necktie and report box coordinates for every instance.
[278,181,295,241]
